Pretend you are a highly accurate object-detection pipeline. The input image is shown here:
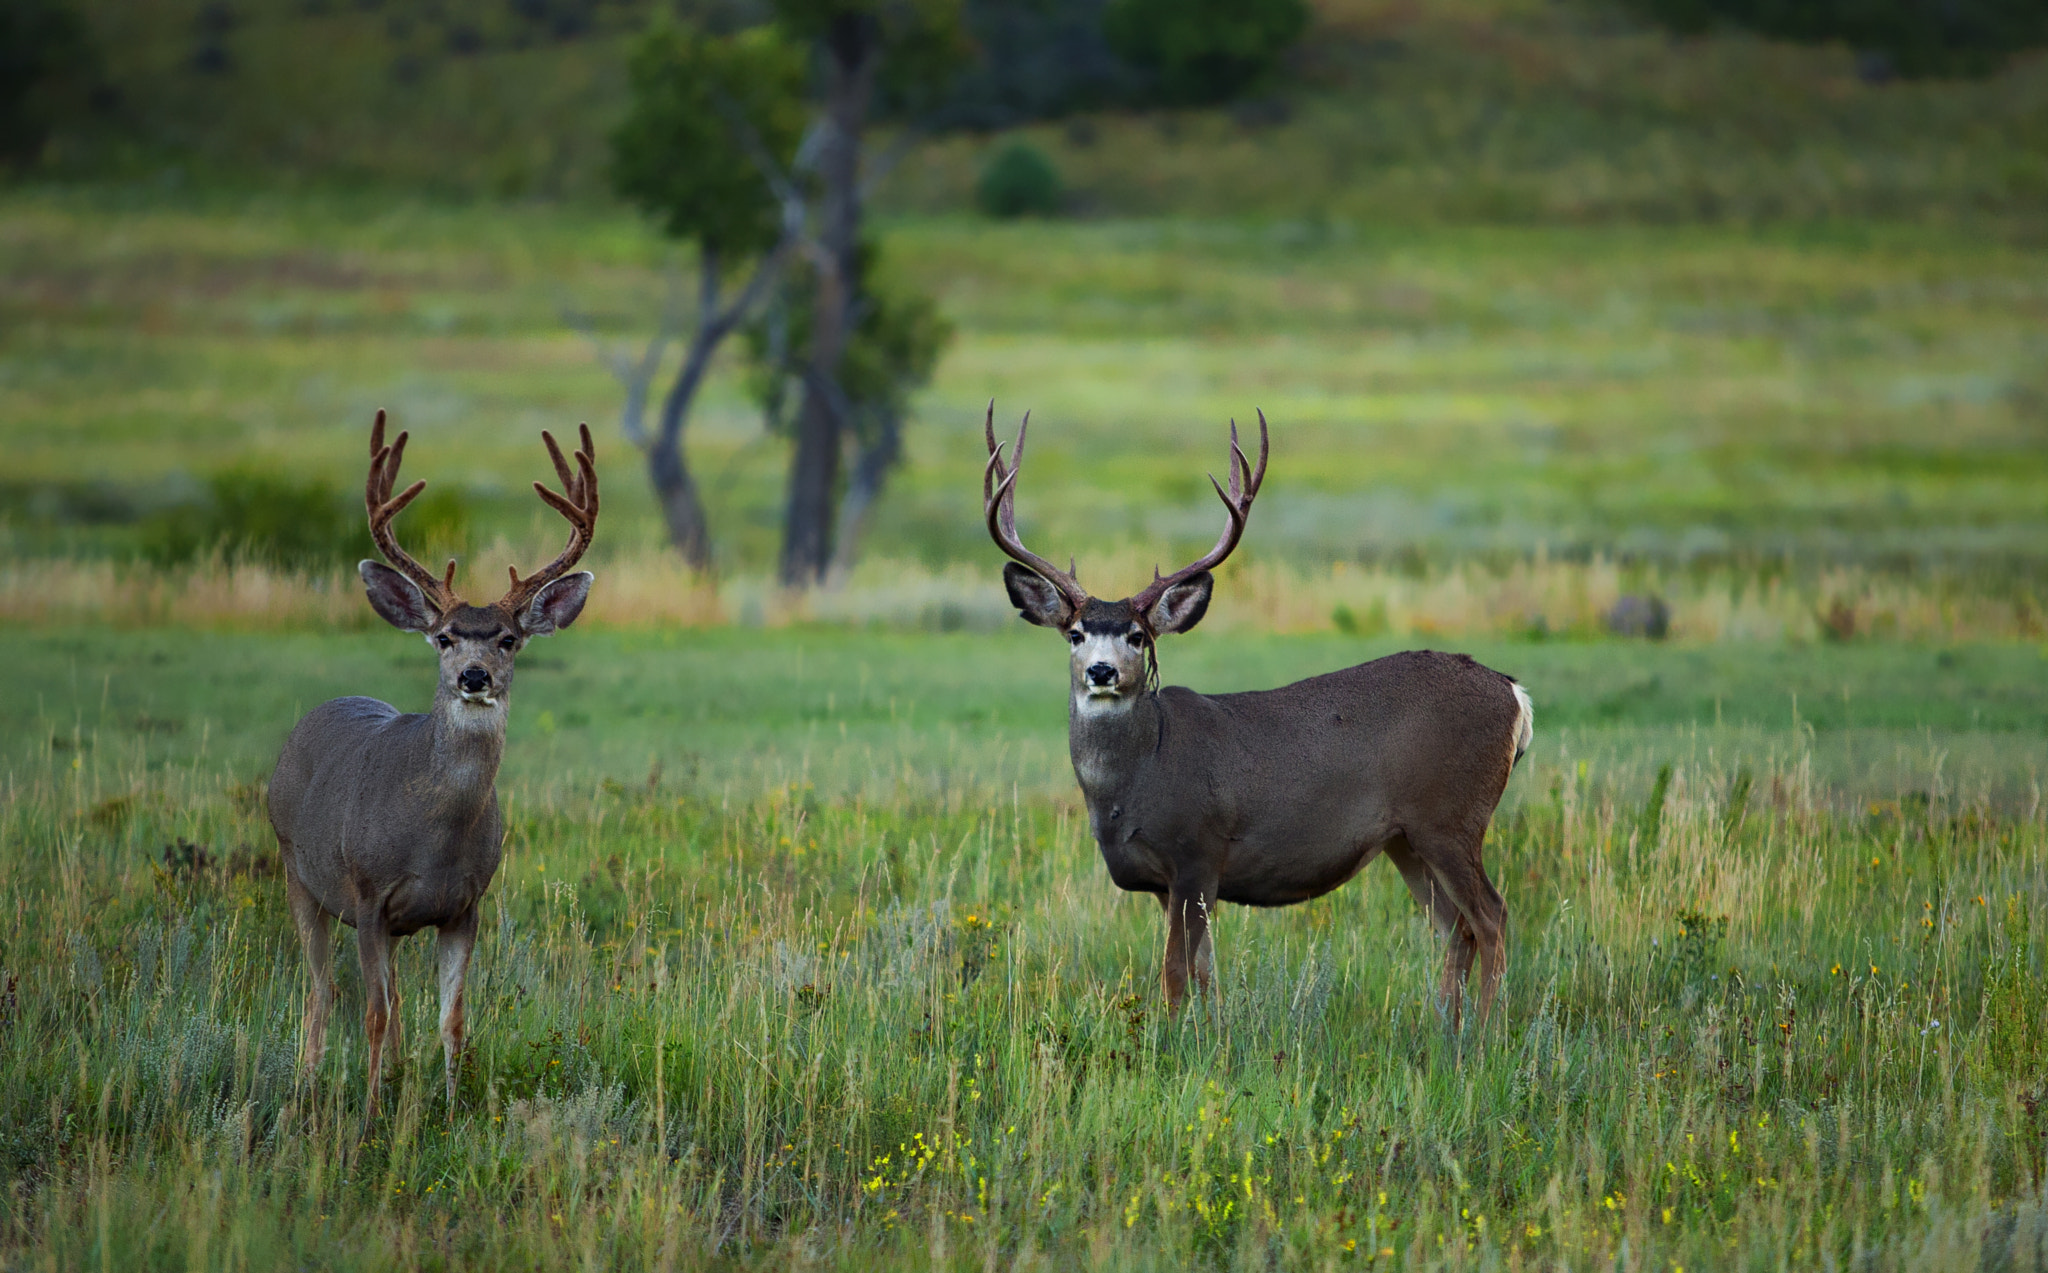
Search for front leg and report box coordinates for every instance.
[1162,873,1220,1015]
[436,907,479,1119]
[356,907,395,1124]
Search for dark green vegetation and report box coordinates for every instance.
[14,1,2044,222]
[1103,0,1311,106]
[975,143,1064,219]
[1618,0,2048,78]
[2,627,2045,1267]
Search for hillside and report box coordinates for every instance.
[45,0,2048,224]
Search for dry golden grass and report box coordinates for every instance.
[7,547,2039,643]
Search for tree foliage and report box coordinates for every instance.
[0,0,96,166]
[1619,0,2048,77]
[931,0,1138,129]
[1102,0,1308,107]
[773,0,971,111]
[608,23,807,257]
[745,241,955,441]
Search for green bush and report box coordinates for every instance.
[1103,0,1308,107]
[139,470,466,571]
[975,141,1063,218]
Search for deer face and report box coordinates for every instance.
[361,562,593,714]
[1004,564,1214,710]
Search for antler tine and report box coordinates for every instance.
[1129,411,1271,614]
[982,403,1087,609]
[500,424,601,614]
[364,410,461,611]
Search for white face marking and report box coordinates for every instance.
[1069,625,1146,711]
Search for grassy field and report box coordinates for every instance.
[4,190,2046,582]
[1,623,2045,1268]
[5,55,2048,1263]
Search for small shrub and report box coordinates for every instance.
[140,468,469,571]
[976,141,1063,218]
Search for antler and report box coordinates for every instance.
[1128,410,1270,616]
[984,402,1089,613]
[499,422,600,614]
[366,408,462,612]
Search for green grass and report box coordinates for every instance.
[4,190,2046,578]
[1,626,2045,1268]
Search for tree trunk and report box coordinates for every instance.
[648,250,732,572]
[778,18,876,587]
[825,406,900,587]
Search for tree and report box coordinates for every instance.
[745,240,954,582]
[768,0,966,586]
[603,23,806,569]
[1103,0,1308,107]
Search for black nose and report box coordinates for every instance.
[459,667,491,693]
[1087,662,1118,687]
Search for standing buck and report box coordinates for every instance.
[268,410,598,1118]
[984,406,1532,1030]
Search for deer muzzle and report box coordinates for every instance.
[458,667,493,702]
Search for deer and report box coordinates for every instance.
[267,409,598,1120]
[983,405,1533,1032]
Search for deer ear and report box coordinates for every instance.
[521,571,593,636]
[360,560,441,632]
[1004,562,1073,628]
[1144,571,1213,635]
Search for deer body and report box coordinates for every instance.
[984,407,1531,1029]
[269,412,597,1122]
[271,694,504,937]
[1074,653,1527,909]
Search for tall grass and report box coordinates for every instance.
[1,702,2043,1267]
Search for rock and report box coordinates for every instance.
[1607,594,1670,640]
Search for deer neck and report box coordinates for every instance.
[1069,689,1160,810]
[428,689,508,815]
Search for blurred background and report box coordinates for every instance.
[2,0,2045,639]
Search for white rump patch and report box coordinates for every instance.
[1509,682,1535,767]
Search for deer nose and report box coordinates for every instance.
[459,667,491,694]
[1086,662,1118,687]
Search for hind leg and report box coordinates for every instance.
[285,862,336,1077]
[1406,832,1508,1030]
[1385,836,1476,1032]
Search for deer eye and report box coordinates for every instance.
[436,634,453,649]
[1066,631,1083,646]
[499,635,517,650]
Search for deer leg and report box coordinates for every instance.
[285,864,334,1078]
[356,910,394,1123]
[1408,836,1509,1032]
[436,908,478,1118]
[1189,886,1220,1004]
[1162,884,1192,1014]
[1164,876,1220,1014]
[385,971,403,1067]
[1385,836,1470,1033]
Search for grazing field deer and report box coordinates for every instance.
[268,410,598,1119]
[983,406,1533,1030]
